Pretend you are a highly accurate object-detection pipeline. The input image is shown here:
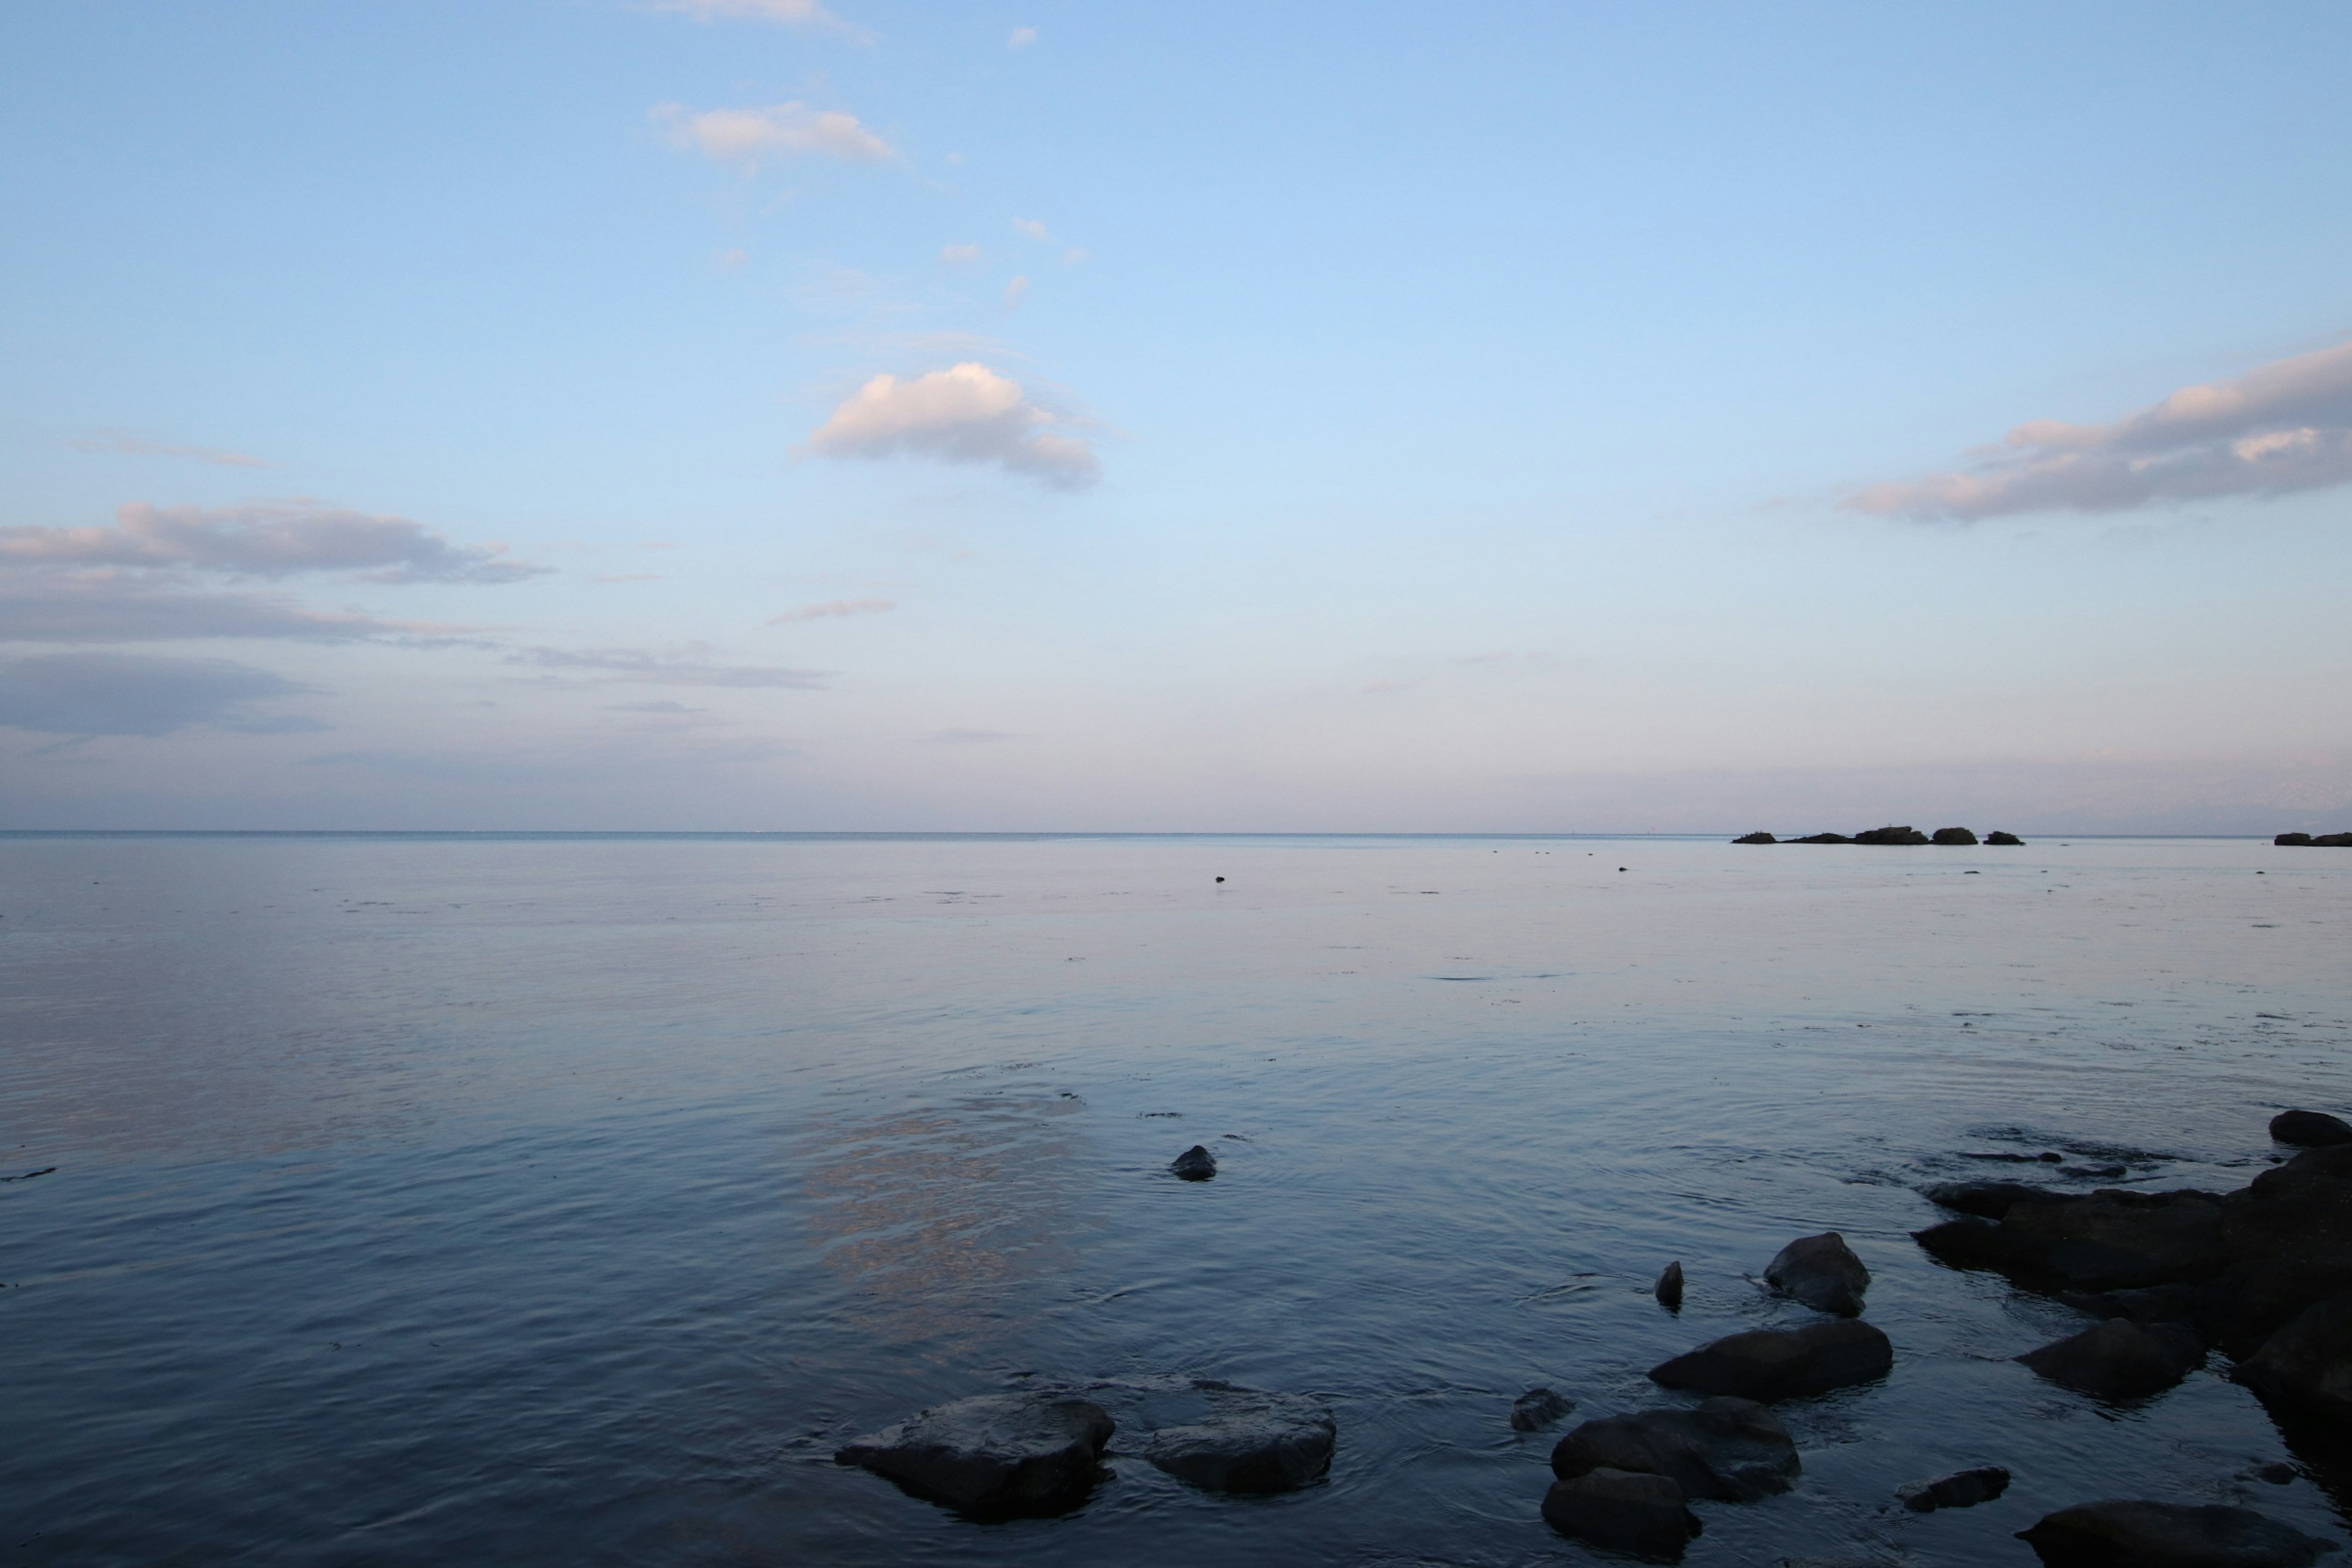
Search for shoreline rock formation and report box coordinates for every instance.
[2277,832,2352,846]
[1735,826,2027,845]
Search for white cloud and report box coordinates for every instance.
[1011,217,1050,241]
[938,243,981,265]
[1002,275,1030,309]
[0,653,323,737]
[769,597,895,623]
[805,362,1100,489]
[0,500,544,583]
[71,428,268,469]
[652,101,895,166]
[1009,26,1038,48]
[1851,337,2352,520]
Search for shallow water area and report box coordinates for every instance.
[3,831,2348,1566]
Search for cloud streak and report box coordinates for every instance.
[653,102,895,166]
[805,362,1099,488]
[0,578,426,643]
[769,597,895,623]
[1852,338,2352,520]
[70,429,268,469]
[0,500,544,583]
[652,0,861,36]
[509,645,829,688]
[0,652,323,737]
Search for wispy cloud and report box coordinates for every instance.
[1850,338,2352,520]
[1002,275,1030,309]
[0,500,545,583]
[70,428,268,469]
[805,362,1099,488]
[0,652,323,737]
[509,644,829,688]
[1011,217,1051,241]
[0,578,429,643]
[938,243,980,265]
[652,101,895,166]
[652,0,862,37]
[769,597,895,623]
[1008,26,1037,48]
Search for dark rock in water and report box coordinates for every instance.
[2056,1282,2207,1336]
[2317,832,2352,848]
[1913,1188,2226,1291]
[1656,1260,1684,1311]
[1511,1387,1575,1431]
[2018,1317,2206,1400]
[2272,1110,2352,1148]
[1790,832,1853,843]
[1649,1318,1893,1401]
[1550,1396,1799,1501]
[2277,833,2315,846]
[1733,831,1777,844]
[1853,824,1931,845]
[1169,1145,1218,1180]
[1899,1464,2011,1512]
[1932,826,1980,845]
[1765,1231,1871,1316]
[2016,1499,2340,1567]
[2255,1461,2299,1484]
[1987,830,2026,845]
[2212,1153,2352,1355]
[1926,1179,2053,1218]
[837,1391,1115,1514]
[1540,1468,1703,1561]
[1138,1385,1334,1493]
[2236,1291,2352,1423]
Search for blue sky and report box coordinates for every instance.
[2,0,2348,830]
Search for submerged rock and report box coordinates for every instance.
[1137,1385,1335,1493]
[2236,1291,2352,1423]
[1656,1260,1684,1311]
[1169,1145,1218,1180]
[1926,1179,2053,1219]
[836,1390,1114,1514]
[1511,1387,1575,1431]
[1898,1464,2010,1512]
[1649,1319,1893,1401]
[1541,1468,1703,1562]
[2017,1317,2206,1400]
[1765,1232,1871,1316]
[1550,1396,1799,1501]
[2016,1499,2340,1567]
[2271,1110,2352,1148]
[2055,1281,2207,1334]
[1932,826,1980,845]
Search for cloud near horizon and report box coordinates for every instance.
[653,101,894,166]
[0,652,324,737]
[1851,338,2352,520]
[770,597,895,623]
[0,500,544,583]
[805,363,1099,488]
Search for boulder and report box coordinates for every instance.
[1649,1318,1893,1401]
[1550,1396,1799,1501]
[1854,825,1931,845]
[1137,1385,1335,1493]
[1656,1260,1684,1311]
[2054,1282,2207,1335]
[1914,1188,2226,1291]
[836,1390,1115,1514]
[1540,1468,1702,1561]
[1733,831,1777,844]
[1511,1387,1575,1431]
[2271,1110,2352,1148]
[1987,831,2026,845]
[1932,826,1980,845]
[2277,833,2315,846]
[1926,1179,2053,1219]
[2212,1155,2352,1354]
[2016,1317,2206,1400]
[2236,1291,2352,1422]
[1169,1145,1218,1180]
[2016,1499,2339,1567]
[1765,1232,1871,1316]
[1898,1464,2010,1512]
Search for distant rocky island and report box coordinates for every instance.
[1732,826,2024,846]
[2275,832,2352,847]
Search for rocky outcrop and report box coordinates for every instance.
[1987,830,2026,845]
[1854,825,1932,845]
[1136,1385,1335,1493]
[1541,1468,1702,1561]
[1550,1397,1800,1502]
[1733,832,1777,844]
[1897,1464,2010,1512]
[1169,1145,1218,1180]
[1790,832,1853,843]
[1924,1178,2052,1218]
[1511,1387,1575,1431]
[1765,1232,1871,1316]
[2277,833,2315,845]
[2235,1292,2352,1423]
[1931,826,1980,845]
[2016,1499,2340,1567]
[1913,1188,2227,1291]
[2277,831,2352,846]
[1649,1319,1893,1401]
[2271,1110,2352,1147]
[836,1391,1115,1513]
[2016,1317,2206,1400]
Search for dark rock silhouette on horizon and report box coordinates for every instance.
[2277,831,2352,846]
[1648,1319,1893,1401]
[836,1390,1115,1514]
[1932,826,1980,845]
[1854,825,1932,845]
[1987,830,2026,845]
[1541,1468,1702,1561]
[2016,1499,2339,1567]
[1733,831,1776,844]
[1764,1232,1871,1316]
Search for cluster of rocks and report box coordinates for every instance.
[2277,832,2352,847]
[1735,826,2026,846]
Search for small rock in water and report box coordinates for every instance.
[1169,1145,1217,1180]
[1510,1387,1575,1431]
[2016,1317,2206,1400]
[1656,1260,1684,1311]
[835,1390,1115,1514]
[1649,1318,1893,1401]
[1540,1468,1702,1562]
[1764,1231,1871,1316]
[2253,1461,2299,1485]
[1138,1386,1335,1493]
[1551,1396,1799,1501]
[1897,1464,2011,1512]
[2016,1499,2340,1567]
[2271,1110,2352,1148]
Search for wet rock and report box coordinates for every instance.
[1137,1386,1335,1493]
[1656,1260,1684,1311]
[2236,1291,2352,1423]
[2253,1461,2299,1484]
[1550,1396,1800,1501]
[1987,831,2026,845]
[1914,1188,2226,1291]
[1790,832,1853,843]
[1733,831,1777,844]
[1926,1179,2053,1218]
[1169,1145,1217,1180]
[1540,1468,1702,1561]
[1932,826,1980,845]
[2018,1317,2205,1400]
[2016,1499,2340,1567]
[1765,1232,1871,1316]
[836,1390,1115,1514]
[1898,1464,2010,1512]
[2211,1154,2352,1355]
[1854,825,1931,845]
[2055,1282,2207,1336]
[1649,1318,1893,1401]
[2272,1110,2352,1148]
[1511,1387,1575,1431]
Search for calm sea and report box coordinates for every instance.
[2,832,2345,1565]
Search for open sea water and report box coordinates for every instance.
[2,831,2346,1566]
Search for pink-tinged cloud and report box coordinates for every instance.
[652,101,894,165]
[769,598,895,624]
[0,500,545,583]
[71,428,268,468]
[1850,338,2352,519]
[805,363,1099,488]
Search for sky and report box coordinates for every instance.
[2,0,2348,832]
